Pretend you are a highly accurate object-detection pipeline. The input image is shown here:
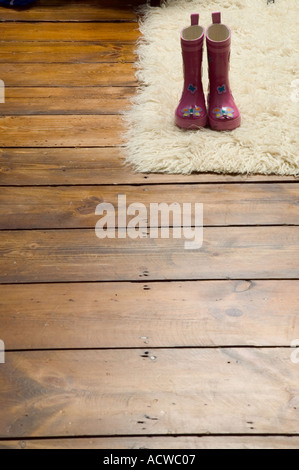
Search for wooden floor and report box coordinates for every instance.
[0,0,299,449]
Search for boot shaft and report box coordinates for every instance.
[180,14,205,87]
[206,13,231,88]
[175,13,207,129]
[206,12,241,130]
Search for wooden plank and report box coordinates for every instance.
[0,227,298,283]
[2,435,299,449]
[0,23,139,42]
[0,148,297,185]
[0,87,135,115]
[0,42,136,63]
[0,184,298,229]
[1,281,298,350]
[0,116,123,147]
[1,63,136,86]
[0,0,141,22]
[0,348,298,437]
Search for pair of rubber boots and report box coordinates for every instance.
[175,12,241,131]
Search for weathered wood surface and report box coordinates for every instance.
[0,116,124,147]
[1,436,299,449]
[0,42,136,63]
[0,87,134,115]
[0,148,297,185]
[0,227,298,283]
[0,63,136,86]
[0,184,298,229]
[1,281,298,349]
[0,23,139,42]
[0,0,142,22]
[0,348,298,437]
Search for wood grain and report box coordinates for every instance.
[1,281,298,349]
[0,0,141,22]
[0,184,298,229]
[0,87,135,115]
[0,116,123,147]
[0,348,298,437]
[1,436,299,449]
[1,63,136,86]
[0,227,298,283]
[0,42,136,63]
[0,23,139,42]
[0,148,297,185]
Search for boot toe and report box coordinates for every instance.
[175,113,207,129]
[208,113,241,131]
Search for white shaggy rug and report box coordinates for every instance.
[124,0,299,175]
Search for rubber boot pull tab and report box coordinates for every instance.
[191,13,199,25]
[212,12,221,24]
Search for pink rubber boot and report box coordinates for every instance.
[175,13,207,129]
[206,12,241,131]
